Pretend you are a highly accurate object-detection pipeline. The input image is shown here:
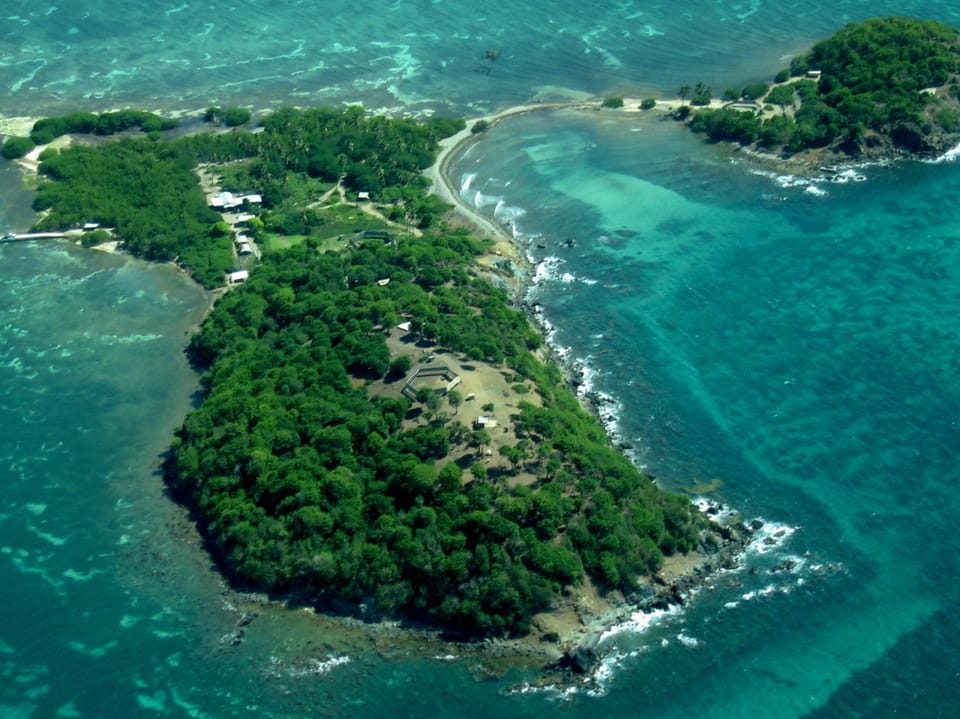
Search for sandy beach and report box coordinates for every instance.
[421,94,733,254]
[423,101,584,254]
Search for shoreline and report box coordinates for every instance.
[423,101,760,684]
[423,100,582,261]
[4,98,760,687]
[422,94,743,267]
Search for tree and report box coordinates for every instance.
[469,429,491,458]
[499,444,524,472]
[742,82,769,101]
[425,391,442,416]
[692,82,713,106]
[447,389,463,415]
[387,355,412,380]
[437,462,463,493]
[223,108,252,127]
[245,216,265,238]
[601,97,624,109]
[209,221,233,238]
[204,106,252,127]
[80,228,112,248]
[766,84,797,111]
[2,136,35,160]
[678,84,692,104]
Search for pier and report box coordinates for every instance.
[1,231,73,242]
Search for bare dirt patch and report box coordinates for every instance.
[367,327,543,485]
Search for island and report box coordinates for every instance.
[680,17,960,163]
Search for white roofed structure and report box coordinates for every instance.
[210,192,263,209]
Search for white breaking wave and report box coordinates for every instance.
[747,520,797,555]
[929,141,960,162]
[599,603,685,642]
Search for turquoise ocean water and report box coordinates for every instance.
[2,1,960,717]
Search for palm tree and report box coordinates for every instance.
[693,82,712,105]
[678,84,692,105]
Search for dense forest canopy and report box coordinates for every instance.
[32,139,233,285]
[172,235,705,636]
[687,17,960,157]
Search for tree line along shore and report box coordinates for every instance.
[678,17,960,161]
[1,13,948,649]
[586,17,960,165]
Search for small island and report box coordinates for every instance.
[681,17,960,163]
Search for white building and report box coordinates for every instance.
[210,191,263,210]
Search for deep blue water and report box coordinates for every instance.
[2,2,960,717]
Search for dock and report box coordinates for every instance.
[1,231,71,242]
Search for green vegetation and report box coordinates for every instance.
[170,230,705,636]
[3,109,177,160]
[20,106,464,286]
[30,110,179,144]
[11,102,707,638]
[80,228,112,248]
[741,82,770,101]
[765,84,797,109]
[690,82,712,106]
[686,17,960,156]
[471,119,491,134]
[688,108,762,144]
[204,106,253,127]
[225,105,462,221]
[31,139,232,287]
[640,98,657,110]
[1,136,35,159]
[601,97,624,109]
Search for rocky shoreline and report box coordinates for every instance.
[208,506,758,688]
[186,110,768,689]
[419,114,769,687]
